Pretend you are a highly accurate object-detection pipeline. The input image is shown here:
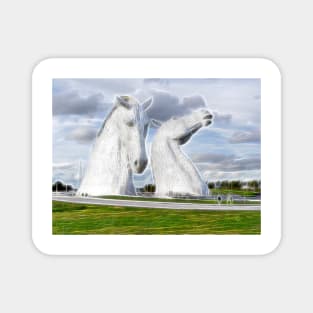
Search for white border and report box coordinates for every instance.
[32,58,281,255]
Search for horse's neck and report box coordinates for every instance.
[170,142,199,178]
[96,126,131,182]
[154,139,199,179]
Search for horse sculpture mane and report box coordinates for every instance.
[151,109,213,197]
[77,95,152,196]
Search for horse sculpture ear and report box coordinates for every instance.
[141,97,153,111]
[116,96,131,109]
[151,119,162,128]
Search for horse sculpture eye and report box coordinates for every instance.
[126,120,135,127]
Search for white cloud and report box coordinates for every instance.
[191,152,235,163]
[202,170,261,182]
[134,88,208,121]
[213,111,232,126]
[53,162,76,169]
[53,90,106,116]
[194,153,260,172]
[229,129,260,143]
[65,126,97,144]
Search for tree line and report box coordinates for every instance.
[207,180,261,191]
[52,181,74,192]
[53,180,261,193]
[141,180,261,193]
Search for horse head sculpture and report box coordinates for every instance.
[107,95,151,173]
[77,95,153,196]
[151,109,213,197]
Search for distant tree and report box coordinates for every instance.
[231,180,242,189]
[66,184,73,191]
[52,181,73,192]
[248,180,260,190]
[208,180,260,192]
[144,184,156,193]
[215,181,221,189]
[208,182,215,189]
[221,180,230,189]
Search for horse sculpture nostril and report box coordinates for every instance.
[134,159,148,173]
[204,113,213,119]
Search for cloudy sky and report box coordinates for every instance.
[53,78,261,188]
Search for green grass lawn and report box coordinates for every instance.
[210,189,260,197]
[99,195,260,205]
[53,201,261,235]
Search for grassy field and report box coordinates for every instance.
[53,201,261,235]
[210,189,260,197]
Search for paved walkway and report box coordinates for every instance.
[53,195,261,211]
